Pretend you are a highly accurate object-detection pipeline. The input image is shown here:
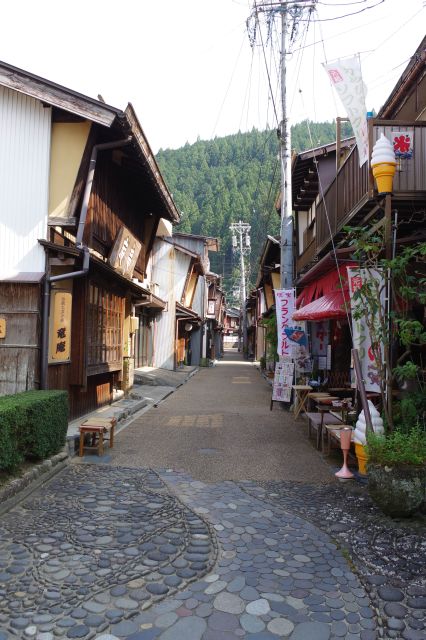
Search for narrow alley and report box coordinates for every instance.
[110,350,332,483]
[0,353,423,640]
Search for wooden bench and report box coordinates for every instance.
[79,417,116,457]
[305,411,342,450]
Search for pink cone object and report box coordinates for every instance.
[335,428,354,480]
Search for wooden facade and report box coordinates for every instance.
[0,280,41,396]
[0,60,180,420]
[315,121,426,256]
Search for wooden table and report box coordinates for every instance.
[307,392,331,411]
[313,396,339,407]
[292,385,312,418]
[306,410,342,450]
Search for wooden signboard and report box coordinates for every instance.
[271,361,294,408]
[108,226,142,279]
[207,300,215,316]
[49,290,72,363]
[0,318,6,339]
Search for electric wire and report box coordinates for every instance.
[290,13,384,53]
[239,45,256,132]
[210,30,247,139]
[255,9,280,125]
[318,0,375,5]
[297,0,385,21]
[298,94,354,339]
[362,5,425,61]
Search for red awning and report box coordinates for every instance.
[293,290,350,321]
[296,263,357,308]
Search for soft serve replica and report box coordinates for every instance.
[354,400,384,446]
[370,133,396,194]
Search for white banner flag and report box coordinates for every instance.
[347,268,384,393]
[274,289,295,358]
[324,56,368,167]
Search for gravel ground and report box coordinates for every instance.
[109,351,334,484]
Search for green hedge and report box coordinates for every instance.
[0,390,68,472]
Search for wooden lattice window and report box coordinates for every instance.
[87,283,124,373]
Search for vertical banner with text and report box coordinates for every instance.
[274,288,295,359]
[323,56,368,167]
[347,268,384,393]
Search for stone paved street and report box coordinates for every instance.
[0,352,424,639]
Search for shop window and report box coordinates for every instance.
[87,283,124,372]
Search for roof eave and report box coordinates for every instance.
[0,59,120,127]
[123,104,180,223]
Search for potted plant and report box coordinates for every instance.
[346,225,426,516]
[366,425,426,517]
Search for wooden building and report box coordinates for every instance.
[253,235,281,366]
[224,309,240,348]
[148,232,220,369]
[205,273,226,361]
[292,36,426,386]
[0,61,179,419]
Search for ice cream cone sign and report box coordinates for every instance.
[371,134,396,195]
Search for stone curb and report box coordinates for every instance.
[0,450,68,516]
[67,367,200,456]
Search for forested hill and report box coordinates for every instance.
[156,120,352,302]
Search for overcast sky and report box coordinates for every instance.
[1,1,424,152]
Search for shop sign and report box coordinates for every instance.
[207,300,215,316]
[0,318,6,339]
[108,226,142,279]
[272,361,294,402]
[274,288,295,359]
[49,290,72,363]
[311,321,329,370]
[392,131,413,159]
[347,268,384,393]
[285,326,311,372]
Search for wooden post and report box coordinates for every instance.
[384,194,392,261]
[384,193,393,427]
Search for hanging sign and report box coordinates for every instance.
[274,289,295,359]
[285,326,311,372]
[312,320,329,371]
[207,300,215,316]
[49,290,72,363]
[347,268,384,393]
[392,131,413,159]
[323,56,368,167]
[108,226,142,279]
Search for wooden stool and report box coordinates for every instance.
[79,418,116,457]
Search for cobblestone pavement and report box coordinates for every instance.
[0,464,381,640]
[240,481,426,640]
[1,353,424,639]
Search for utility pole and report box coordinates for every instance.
[251,1,317,289]
[230,221,251,354]
[279,3,292,290]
